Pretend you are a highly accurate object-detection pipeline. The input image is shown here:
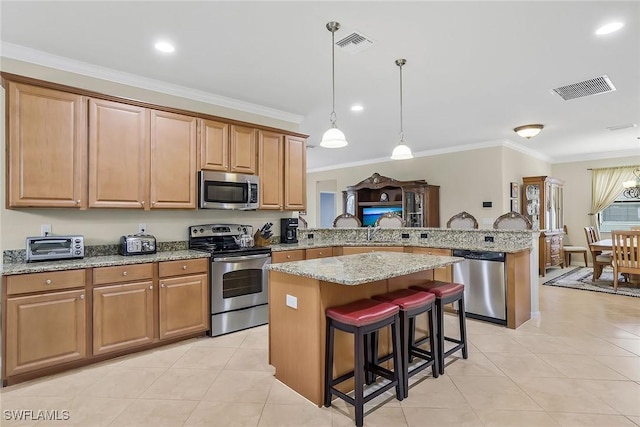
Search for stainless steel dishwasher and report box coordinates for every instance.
[452,250,506,325]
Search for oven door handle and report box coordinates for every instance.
[213,253,271,262]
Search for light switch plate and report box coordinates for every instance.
[41,224,52,236]
[286,294,298,309]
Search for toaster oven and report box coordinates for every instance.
[26,235,85,262]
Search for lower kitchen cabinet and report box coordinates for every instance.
[341,246,404,255]
[92,281,155,355]
[5,289,86,377]
[158,259,209,340]
[410,247,453,282]
[272,249,305,263]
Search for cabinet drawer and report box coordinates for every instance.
[7,269,85,295]
[272,250,305,263]
[305,247,333,259]
[159,258,209,277]
[93,263,153,285]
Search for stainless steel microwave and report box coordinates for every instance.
[198,171,259,210]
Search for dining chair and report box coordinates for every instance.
[492,212,532,230]
[375,212,405,228]
[584,226,613,280]
[562,225,588,267]
[446,211,478,229]
[333,213,362,228]
[611,230,640,292]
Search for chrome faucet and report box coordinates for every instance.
[367,226,381,241]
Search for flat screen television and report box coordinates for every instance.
[361,206,403,227]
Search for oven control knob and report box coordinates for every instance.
[75,250,81,255]
[200,228,205,233]
[193,229,198,234]
[75,238,81,243]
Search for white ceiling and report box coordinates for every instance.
[2,1,639,171]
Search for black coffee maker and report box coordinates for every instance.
[280,218,298,244]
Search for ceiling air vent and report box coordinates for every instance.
[606,123,637,131]
[551,75,616,101]
[335,30,374,54]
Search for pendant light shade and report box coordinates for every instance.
[390,58,413,160]
[320,21,348,149]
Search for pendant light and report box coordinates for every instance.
[391,59,413,160]
[320,21,348,148]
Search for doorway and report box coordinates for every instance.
[319,192,336,228]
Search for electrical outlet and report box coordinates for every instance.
[286,294,298,309]
[307,233,314,239]
[485,236,494,242]
[41,224,52,236]
[420,233,428,239]
[401,233,410,239]
[138,223,146,234]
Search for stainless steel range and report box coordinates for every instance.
[189,224,271,336]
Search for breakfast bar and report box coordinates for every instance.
[266,251,462,406]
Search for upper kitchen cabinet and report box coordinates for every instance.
[200,121,256,174]
[89,99,197,210]
[6,82,88,208]
[150,110,198,209]
[257,131,306,210]
[89,98,150,209]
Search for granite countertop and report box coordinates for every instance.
[266,251,462,285]
[1,250,210,276]
[269,240,530,253]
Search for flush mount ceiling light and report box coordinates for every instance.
[514,124,544,139]
[154,41,175,53]
[596,22,624,35]
[390,59,413,160]
[320,21,348,149]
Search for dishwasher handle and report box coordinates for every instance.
[452,249,505,262]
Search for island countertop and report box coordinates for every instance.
[266,251,462,285]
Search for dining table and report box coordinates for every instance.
[590,238,640,282]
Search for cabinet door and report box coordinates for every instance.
[7,82,87,208]
[200,119,230,171]
[284,135,306,210]
[150,110,198,209]
[230,125,256,174]
[258,131,284,209]
[93,281,154,355]
[89,99,149,208]
[6,289,86,376]
[159,273,208,340]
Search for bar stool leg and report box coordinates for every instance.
[436,300,446,375]
[458,297,468,359]
[324,319,334,407]
[428,304,439,377]
[391,314,404,401]
[354,329,365,427]
[399,311,409,398]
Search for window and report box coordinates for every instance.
[599,191,640,232]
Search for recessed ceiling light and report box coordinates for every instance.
[154,41,175,53]
[596,22,624,35]
[350,104,364,112]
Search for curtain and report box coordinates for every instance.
[590,166,637,236]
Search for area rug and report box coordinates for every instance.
[542,267,640,298]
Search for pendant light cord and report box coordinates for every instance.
[330,28,337,126]
[399,62,404,142]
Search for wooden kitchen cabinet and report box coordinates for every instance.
[272,250,305,263]
[6,82,87,208]
[200,119,230,171]
[230,125,257,174]
[305,247,333,259]
[89,98,150,208]
[150,110,198,209]
[89,99,197,210]
[92,264,155,355]
[258,131,306,211]
[158,259,209,340]
[4,269,87,377]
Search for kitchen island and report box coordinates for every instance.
[266,251,462,406]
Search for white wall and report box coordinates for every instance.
[0,59,299,253]
[306,146,550,228]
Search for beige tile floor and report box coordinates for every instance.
[1,267,639,426]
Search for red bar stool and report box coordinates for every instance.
[324,298,404,427]
[372,288,439,398]
[410,280,468,374]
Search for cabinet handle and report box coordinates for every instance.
[76,200,81,205]
[141,201,145,206]
[286,255,291,259]
[318,252,323,256]
[122,271,128,276]
[79,294,85,300]
[149,285,153,290]
[152,201,156,206]
[45,279,52,285]
[161,283,165,288]
[182,265,187,270]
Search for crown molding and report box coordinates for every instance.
[1,42,304,124]
[549,148,640,164]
